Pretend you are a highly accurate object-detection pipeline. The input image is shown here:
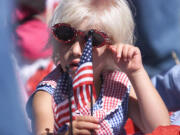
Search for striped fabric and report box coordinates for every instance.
[72,37,96,110]
[52,72,76,133]
[35,69,131,134]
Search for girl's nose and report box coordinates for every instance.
[71,41,82,57]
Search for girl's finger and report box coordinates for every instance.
[134,47,141,55]
[76,116,99,123]
[116,44,123,62]
[122,45,129,61]
[127,46,135,60]
[75,121,100,130]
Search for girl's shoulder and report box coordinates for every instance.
[43,64,63,82]
[36,64,63,94]
[26,65,63,119]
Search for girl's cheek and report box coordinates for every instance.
[92,48,99,56]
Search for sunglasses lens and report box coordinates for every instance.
[54,25,75,42]
[92,32,104,47]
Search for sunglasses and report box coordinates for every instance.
[52,23,112,47]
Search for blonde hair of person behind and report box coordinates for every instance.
[49,0,135,65]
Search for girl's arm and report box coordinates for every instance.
[128,68,170,133]
[32,90,54,135]
[32,91,100,135]
[107,44,170,133]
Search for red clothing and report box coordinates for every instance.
[15,6,52,61]
[146,125,180,135]
[16,17,52,60]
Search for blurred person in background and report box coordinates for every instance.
[144,64,180,135]
[124,1,180,133]
[133,0,180,77]
[131,0,180,126]
[0,0,29,134]
[13,0,62,102]
[113,1,180,134]
[152,64,180,126]
[13,0,60,131]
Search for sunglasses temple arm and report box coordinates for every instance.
[90,85,93,116]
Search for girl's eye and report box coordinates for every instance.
[55,26,75,41]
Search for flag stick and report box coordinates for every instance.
[90,85,93,116]
[89,30,94,135]
[88,30,94,117]
[66,66,73,135]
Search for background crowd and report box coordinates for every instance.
[0,0,180,134]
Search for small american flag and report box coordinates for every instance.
[73,36,96,110]
[53,71,76,133]
[53,36,96,133]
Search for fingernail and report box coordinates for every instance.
[117,54,121,58]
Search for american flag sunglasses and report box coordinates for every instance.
[52,23,112,47]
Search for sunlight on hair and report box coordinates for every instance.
[49,0,135,64]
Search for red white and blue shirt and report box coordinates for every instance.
[28,65,131,135]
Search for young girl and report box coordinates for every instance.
[27,0,170,134]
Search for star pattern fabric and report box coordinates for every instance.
[33,70,131,134]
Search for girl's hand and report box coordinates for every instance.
[107,44,143,74]
[67,116,100,135]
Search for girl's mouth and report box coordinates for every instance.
[69,60,80,72]
[70,63,78,71]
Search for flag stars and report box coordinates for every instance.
[78,37,93,64]
[54,73,73,104]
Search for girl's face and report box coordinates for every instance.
[54,21,118,79]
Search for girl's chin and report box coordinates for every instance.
[63,65,78,73]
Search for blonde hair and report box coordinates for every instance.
[49,0,135,64]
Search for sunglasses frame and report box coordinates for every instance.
[52,23,112,47]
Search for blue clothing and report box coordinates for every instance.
[171,111,180,125]
[151,65,180,111]
[152,65,180,125]
[133,0,180,76]
[0,0,29,134]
